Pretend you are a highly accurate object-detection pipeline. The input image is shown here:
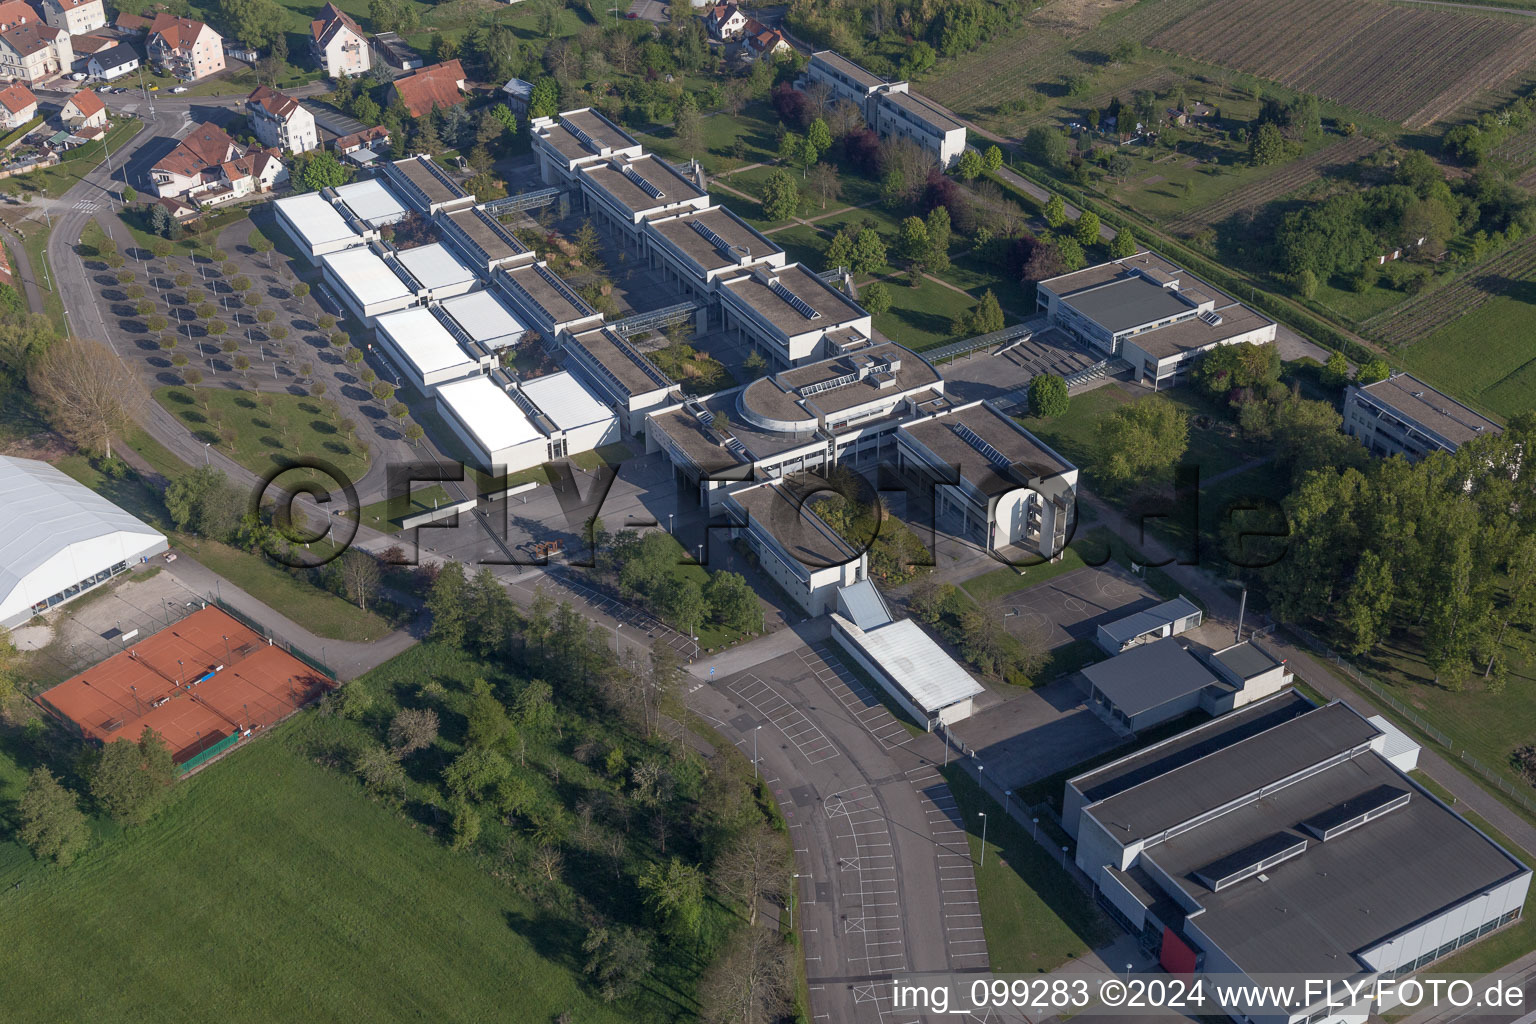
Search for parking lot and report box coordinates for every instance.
[988,563,1163,649]
[948,676,1123,795]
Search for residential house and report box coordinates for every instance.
[86,40,138,80]
[246,84,317,154]
[744,23,788,59]
[703,2,749,40]
[309,1,367,78]
[194,148,285,207]
[112,11,147,34]
[60,86,105,128]
[0,81,35,130]
[147,14,223,81]
[0,0,42,32]
[69,30,110,71]
[501,77,532,117]
[333,124,388,165]
[149,120,238,198]
[223,40,257,62]
[40,0,105,36]
[390,59,464,117]
[0,22,72,84]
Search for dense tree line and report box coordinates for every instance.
[784,0,1010,74]
[598,529,764,639]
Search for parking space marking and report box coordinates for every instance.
[729,674,840,765]
[800,644,913,749]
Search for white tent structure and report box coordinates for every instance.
[0,457,168,627]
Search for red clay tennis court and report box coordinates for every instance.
[38,607,331,765]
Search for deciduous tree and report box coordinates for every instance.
[28,336,144,459]
[18,767,90,866]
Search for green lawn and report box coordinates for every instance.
[963,543,1090,603]
[346,483,454,534]
[1398,288,1536,420]
[632,100,782,174]
[155,386,371,490]
[13,226,65,334]
[0,119,144,198]
[871,275,978,352]
[941,766,1115,973]
[1016,384,1134,480]
[767,222,831,268]
[0,724,629,1024]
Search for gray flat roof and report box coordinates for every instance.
[1080,637,1217,719]
[581,154,705,217]
[1144,751,1527,977]
[444,206,528,263]
[566,326,673,399]
[1064,275,1194,333]
[647,205,781,275]
[500,262,595,325]
[741,342,940,429]
[1127,303,1274,359]
[647,403,748,475]
[1357,372,1503,446]
[900,402,1072,496]
[1071,690,1316,807]
[881,89,964,134]
[722,264,866,336]
[389,155,465,206]
[1099,595,1201,645]
[811,50,886,90]
[1084,702,1382,843]
[1211,640,1281,682]
[540,108,640,163]
[729,477,860,569]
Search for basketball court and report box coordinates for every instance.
[37,607,330,765]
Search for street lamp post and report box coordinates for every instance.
[788,872,803,929]
[753,724,762,780]
[1031,816,1038,840]
[979,812,988,867]
[1004,789,1012,816]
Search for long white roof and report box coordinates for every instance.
[521,371,614,432]
[437,376,541,453]
[394,242,477,291]
[321,247,412,307]
[0,457,165,623]
[833,615,984,714]
[374,307,477,381]
[332,178,409,227]
[439,289,529,349]
[274,192,356,248]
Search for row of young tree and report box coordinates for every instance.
[379,565,797,1019]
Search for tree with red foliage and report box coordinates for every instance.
[1007,234,1067,283]
[841,128,882,176]
[771,82,812,130]
[921,170,975,235]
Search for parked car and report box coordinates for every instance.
[70,72,86,81]
[171,85,188,93]
[147,84,158,91]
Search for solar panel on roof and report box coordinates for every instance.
[621,165,664,199]
[562,118,600,153]
[690,219,734,258]
[769,279,820,319]
[953,422,1012,471]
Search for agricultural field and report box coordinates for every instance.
[1150,0,1536,126]
[1165,134,1379,237]
[1364,236,1536,348]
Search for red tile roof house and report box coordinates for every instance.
[0,81,36,131]
[147,13,224,81]
[334,124,388,155]
[0,0,43,32]
[703,2,749,40]
[61,87,106,129]
[743,21,788,57]
[390,59,465,118]
[148,120,284,206]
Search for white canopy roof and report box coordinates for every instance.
[0,457,166,624]
[521,371,613,432]
[374,307,477,383]
[322,247,412,307]
[439,289,529,349]
[394,242,477,291]
[333,178,409,227]
[274,192,356,249]
[832,615,984,714]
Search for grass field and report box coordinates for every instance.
[1393,276,1536,421]
[870,275,978,352]
[0,722,630,1024]
[155,386,371,488]
[941,766,1115,973]
[13,227,66,334]
[963,544,1091,603]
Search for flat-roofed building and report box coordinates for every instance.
[437,289,531,354]
[274,191,368,262]
[373,305,488,393]
[320,245,416,322]
[494,261,604,340]
[564,325,678,435]
[803,50,966,168]
[435,375,546,472]
[646,342,947,508]
[643,205,785,302]
[577,153,709,246]
[516,370,621,462]
[1036,251,1277,388]
[382,154,474,215]
[722,475,866,616]
[830,609,985,726]
[1066,699,1529,1024]
[1206,639,1293,709]
[1344,371,1502,461]
[438,204,533,274]
[1081,637,1220,732]
[530,107,643,186]
[1095,594,1203,654]
[392,241,478,301]
[718,263,873,367]
[896,400,1077,558]
[330,177,408,228]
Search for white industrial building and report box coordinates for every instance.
[0,456,168,628]
[381,154,475,215]
[564,325,679,436]
[896,401,1078,559]
[435,375,545,472]
[643,205,786,306]
[273,191,368,263]
[829,580,984,727]
[438,289,531,354]
[516,371,621,461]
[1095,595,1203,654]
[495,261,604,341]
[373,305,489,393]
[438,204,535,275]
[802,51,967,168]
[530,107,644,187]
[320,246,418,322]
[576,153,710,248]
[1064,694,1529,1024]
[1036,252,1277,389]
[392,242,479,301]
[1343,372,1502,462]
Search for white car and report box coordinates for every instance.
[171,85,188,94]
[70,72,86,81]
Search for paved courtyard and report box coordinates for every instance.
[988,562,1166,650]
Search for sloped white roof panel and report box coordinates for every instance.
[521,370,613,432]
[374,306,477,381]
[439,289,528,349]
[333,178,409,227]
[834,614,983,713]
[0,457,165,623]
[437,376,541,454]
[394,242,477,291]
